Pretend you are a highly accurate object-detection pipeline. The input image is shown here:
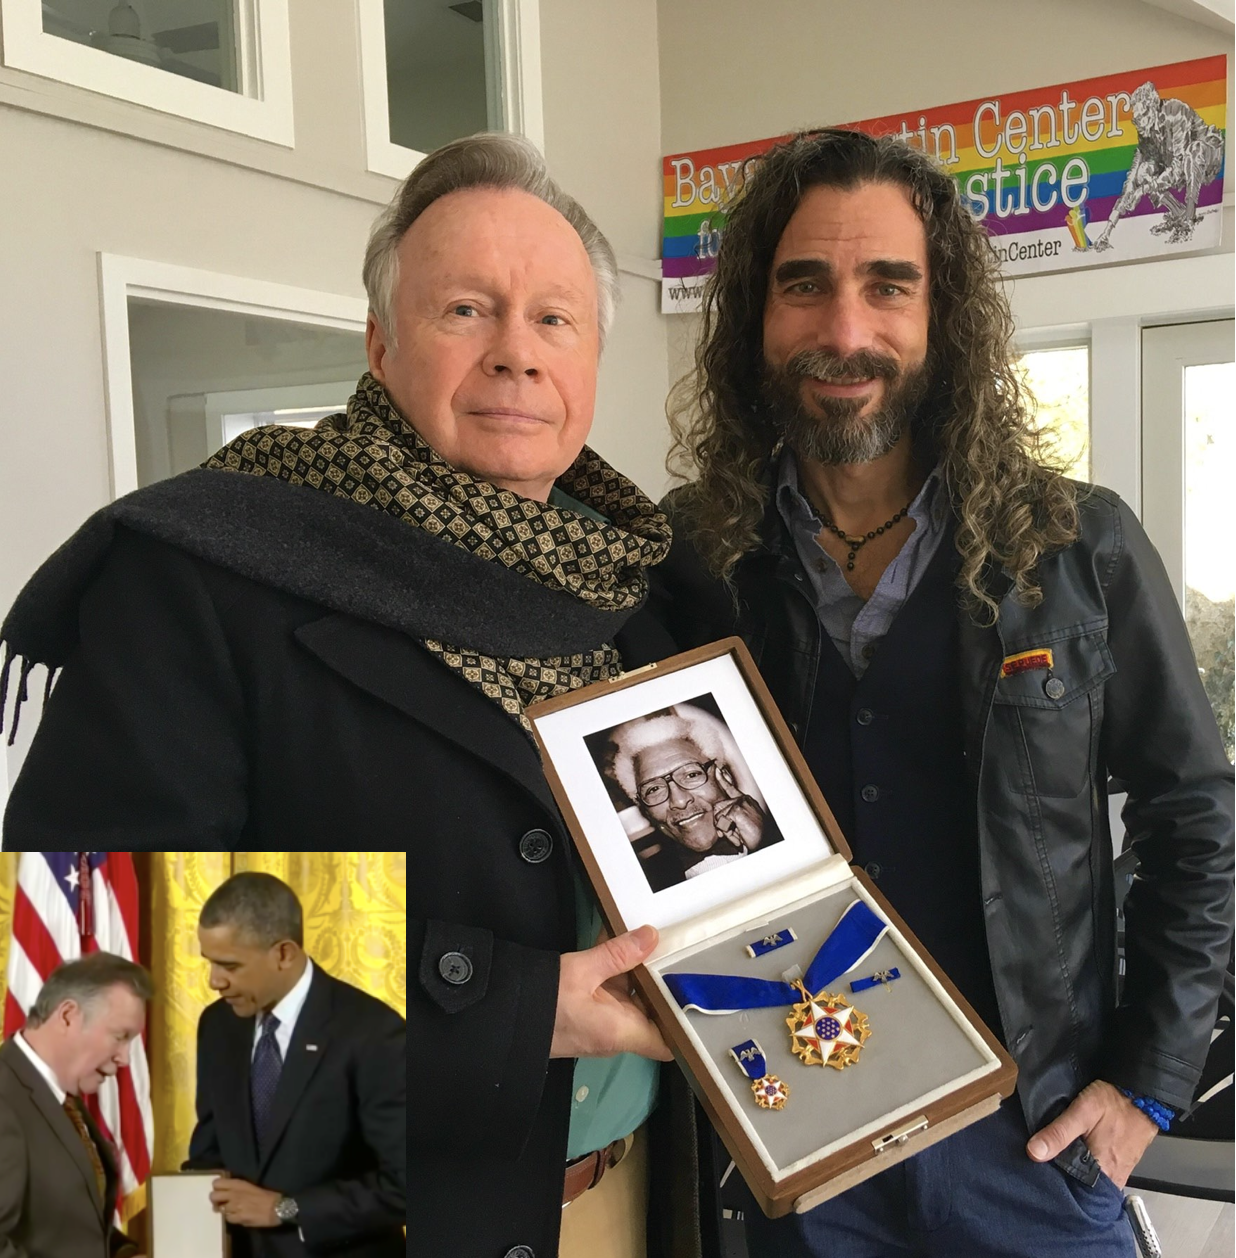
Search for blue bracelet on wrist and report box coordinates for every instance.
[1117,1087,1175,1132]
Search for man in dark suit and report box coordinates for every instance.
[0,951,151,1258]
[184,872,405,1258]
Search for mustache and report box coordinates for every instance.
[781,348,900,384]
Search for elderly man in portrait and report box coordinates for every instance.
[0,951,152,1258]
[2,134,696,1258]
[604,703,779,890]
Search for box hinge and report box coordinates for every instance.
[871,1115,929,1154]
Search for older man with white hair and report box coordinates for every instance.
[2,134,698,1258]
[605,703,776,888]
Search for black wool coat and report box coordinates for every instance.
[0,471,707,1258]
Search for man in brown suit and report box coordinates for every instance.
[0,951,152,1258]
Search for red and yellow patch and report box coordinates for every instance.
[1000,648,1055,678]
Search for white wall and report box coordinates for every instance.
[541,0,672,500]
[658,0,1233,157]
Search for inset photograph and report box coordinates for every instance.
[586,693,785,893]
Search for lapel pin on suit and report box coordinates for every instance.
[306,1044,319,1052]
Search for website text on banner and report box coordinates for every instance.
[661,55,1227,313]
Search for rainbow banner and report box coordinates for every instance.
[662,56,1226,312]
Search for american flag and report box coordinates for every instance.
[3,852,154,1213]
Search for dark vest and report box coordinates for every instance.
[802,536,1004,1038]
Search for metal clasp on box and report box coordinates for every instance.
[871,1116,929,1154]
[612,663,658,682]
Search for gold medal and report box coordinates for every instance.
[751,1074,790,1110]
[730,1038,790,1110]
[786,981,871,1069]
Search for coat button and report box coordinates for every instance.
[438,951,473,985]
[1044,677,1066,700]
[504,1248,535,1258]
[519,828,553,864]
[856,708,874,726]
[864,862,882,880]
[861,784,880,803]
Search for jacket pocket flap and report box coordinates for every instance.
[418,919,493,1013]
[993,630,1115,709]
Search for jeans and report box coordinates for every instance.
[743,1100,1137,1258]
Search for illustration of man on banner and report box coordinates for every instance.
[1091,80,1224,250]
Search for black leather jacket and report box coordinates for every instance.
[652,483,1233,1183]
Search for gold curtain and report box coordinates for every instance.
[0,853,15,1017]
[0,851,407,1174]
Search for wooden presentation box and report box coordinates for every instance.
[527,638,1017,1218]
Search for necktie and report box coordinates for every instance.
[251,1013,283,1151]
[63,1096,107,1207]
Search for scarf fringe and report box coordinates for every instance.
[0,643,48,748]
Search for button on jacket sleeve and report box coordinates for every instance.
[1099,495,1235,1109]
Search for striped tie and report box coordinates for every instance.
[63,1096,107,1206]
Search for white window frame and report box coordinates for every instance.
[1011,339,1093,480]
[98,254,367,499]
[1140,319,1234,607]
[1009,253,1233,518]
[0,0,294,145]
[357,0,543,180]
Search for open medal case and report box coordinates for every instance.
[526,638,1017,1217]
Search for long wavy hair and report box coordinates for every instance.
[667,129,1080,624]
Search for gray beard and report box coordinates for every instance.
[787,395,909,465]
[763,355,933,467]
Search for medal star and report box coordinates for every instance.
[792,997,862,1058]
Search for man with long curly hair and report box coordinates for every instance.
[655,128,1233,1257]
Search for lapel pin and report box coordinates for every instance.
[306,1044,319,1052]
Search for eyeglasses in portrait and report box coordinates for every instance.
[585,694,786,894]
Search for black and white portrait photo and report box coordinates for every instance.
[587,694,785,893]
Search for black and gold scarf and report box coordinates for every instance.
[203,373,672,728]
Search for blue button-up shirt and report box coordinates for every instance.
[775,449,950,677]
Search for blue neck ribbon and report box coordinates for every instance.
[664,899,887,1015]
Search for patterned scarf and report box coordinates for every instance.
[204,373,672,729]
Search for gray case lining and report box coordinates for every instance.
[657,880,997,1177]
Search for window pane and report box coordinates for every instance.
[1184,361,1235,762]
[1015,347,1091,481]
[127,299,367,487]
[385,0,496,153]
[44,0,241,91]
